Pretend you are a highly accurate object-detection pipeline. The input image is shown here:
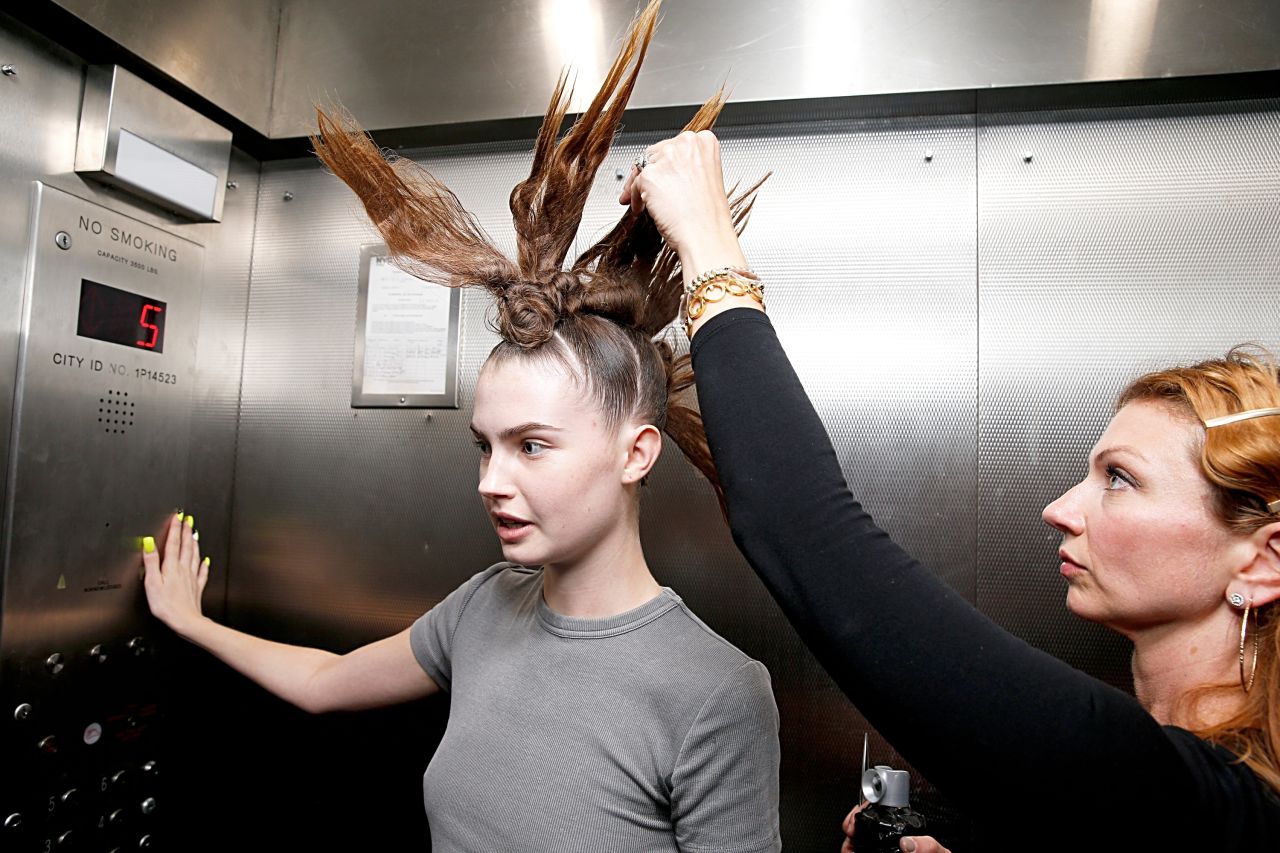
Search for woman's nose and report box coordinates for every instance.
[477,454,514,499]
[1042,481,1085,535]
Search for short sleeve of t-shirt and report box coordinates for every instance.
[671,659,781,852]
[409,564,506,692]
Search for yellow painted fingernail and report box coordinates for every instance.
[185,514,195,528]
[175,509,184,518]
[143,536,156,554]
[192,530,200,542]
[203,557,211,569]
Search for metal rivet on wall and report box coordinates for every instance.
[924,150,934,162]
[424,413,433,422]
[283,191,294,202]
[2,65,16,77]
[226,180,239,190]
[1022,151,1034,163]
[615,168,625,180]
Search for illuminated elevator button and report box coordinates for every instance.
[139,798,155,815]
[46,653,65,675]
[89,644,108,664]
[13,703,32,721]
[141,760,157,777]
[3,813,21,830]
[83,722,103,745]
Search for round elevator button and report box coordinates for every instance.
[139,798,156,816]
[46,653,65,675]
[4,813,21,830]
[39,735,59,754]
[13,703,32,722]
[137,834,153,849]
[90,644,108,664]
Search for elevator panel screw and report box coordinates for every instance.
[226,180,238,190]
[55,231,72,250]
[2,65,16,77]
[283,191,294,202]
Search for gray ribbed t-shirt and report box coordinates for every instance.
[409,563,781,853]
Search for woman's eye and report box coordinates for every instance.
[522,440,546,456]
[1105,466,1132,490]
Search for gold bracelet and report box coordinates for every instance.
[683,273,765,336]
[683,266,758,297]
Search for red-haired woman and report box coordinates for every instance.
[624,129,1280,851]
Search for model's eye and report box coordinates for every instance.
[522,440,547,457]
[473,438,490,456]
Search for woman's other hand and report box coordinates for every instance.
[841,802,951,853]
[142,510,209,638]
[618,130,749,283]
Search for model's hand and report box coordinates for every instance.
[841,803,950,853]
[142,510,209,638]
[618,129,747,278]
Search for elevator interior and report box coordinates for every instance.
[2,2,1279,851]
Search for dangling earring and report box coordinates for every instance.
[1238,596,1259,693]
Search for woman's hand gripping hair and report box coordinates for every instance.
[618,129,764,336]
[142,510,209,640]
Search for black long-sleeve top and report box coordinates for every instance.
[690,309,1280,851]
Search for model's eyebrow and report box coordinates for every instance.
[469,422,564,440]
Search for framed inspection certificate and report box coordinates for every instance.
[352,244,461,408]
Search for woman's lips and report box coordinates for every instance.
[494,515,533,544]
[1059,551,1086,577]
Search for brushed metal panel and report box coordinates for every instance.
[977,99,1280,694]
[52,0,280,135]
[268,0,1280,138]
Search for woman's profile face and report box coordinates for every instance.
[1041,399,1250,634]
[470,356,635,569]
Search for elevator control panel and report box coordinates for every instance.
[2,184,204,851]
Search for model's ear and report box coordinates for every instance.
[1230,521,1280,608]
[621,424,663,485]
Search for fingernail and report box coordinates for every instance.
[143,536,156,554]
[185,514,195,528]
[203,557,211,569]
[901,839,917,853]
[174,508,183,518]
[192,530,200,542]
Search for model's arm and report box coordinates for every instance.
[142,512,438,714]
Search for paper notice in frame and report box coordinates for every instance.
[352,245,461,408]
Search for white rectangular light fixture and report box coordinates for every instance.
[76,66,231,222]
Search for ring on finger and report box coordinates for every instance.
[634,152,648,172]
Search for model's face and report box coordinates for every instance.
[471,357,633,569]
[1042,400,1248,634]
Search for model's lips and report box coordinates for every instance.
[492,512,533,544]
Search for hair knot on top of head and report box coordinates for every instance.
[309,0,764,510]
